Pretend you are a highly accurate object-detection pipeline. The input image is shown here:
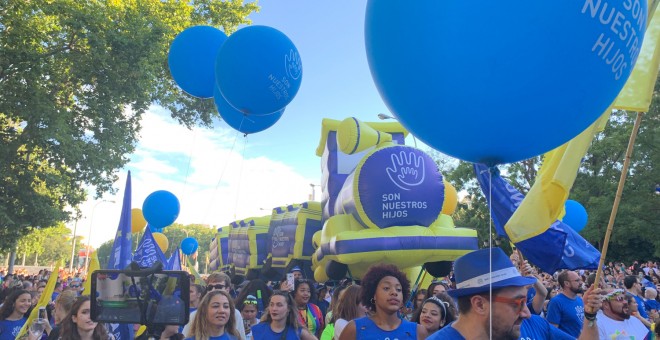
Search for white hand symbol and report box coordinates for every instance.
[386,151,425,191]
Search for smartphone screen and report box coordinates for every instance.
[286,273,295,291]
[38,307,47,320]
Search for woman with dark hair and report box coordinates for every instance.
[0,289,31,340]
[58,296,113,340]
[411,294,455,336]
[331,285,367,340]
[424,281,449,300]
[251,290,316,340]
[339,264,427,340]
[186,290,238,340]
[292,279,324,337]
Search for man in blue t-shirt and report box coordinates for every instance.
[624,275,650,320]
[546,270,585,338]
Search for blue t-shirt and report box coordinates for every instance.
[0,318,28,340]
[546,293,583,338]
[644,298,660,312]
[185,333,236,340]
[354,316,417,339]
[520,314,574,340]
[632,294,649,319]
[427,323,465,340]
[251,323,302,340]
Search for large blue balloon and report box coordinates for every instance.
[142,190,180,229]
[365,1,647,165]
[214,86,284,134]
[168,26,227,98]
[563,200,588,233]
[181,237,199,255]
[215,25,302,115]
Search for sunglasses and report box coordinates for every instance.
[244,299,258,305]
[207,284,227,291]
[606,293,626,302]
[70,284,81,288]
[492,295,528,313]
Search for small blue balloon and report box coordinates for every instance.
[168,26,227,98]
[365,1,647,164]
[563,200,588,233]
[181,237,199,255]
[216,25,302,115]
[214,86,284,134]
[143,190,180,229]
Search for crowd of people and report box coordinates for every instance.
[1,251,660,339]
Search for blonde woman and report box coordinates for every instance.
[186,290,238,340]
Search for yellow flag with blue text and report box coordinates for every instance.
[17,261,61,338]
[614,2,660,112]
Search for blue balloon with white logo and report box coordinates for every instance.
[215,25,302,115]
[181,237,199,255]
[365,1,647,164]
[143,190,180,229]
[563,200,588,233]
[213,86,284,134]
[168,26,227,98]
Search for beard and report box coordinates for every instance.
[488,314,522,340]
[571,285,584,294]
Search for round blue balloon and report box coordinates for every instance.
[365,1,647,164]
[168,26,227,98]
[216,25,302,115]
[563,200,588,233]
[214,86,284,134]
[142,190,180,229]
[181,237,199,255]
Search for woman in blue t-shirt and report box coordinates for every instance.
[251,290,316,340]
[0,289,32,340]
[186,290,238,340]
[339,264,427,340]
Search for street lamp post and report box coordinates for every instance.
[309,183,320,201]
[69,218,79,273]
[377,113,418,148]
[84,200,115,274]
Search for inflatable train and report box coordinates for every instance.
[311,118,478,281]
[208,117,478,282]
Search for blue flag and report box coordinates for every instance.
[166,247,182,270]
[474,164,600,273]
[133,227,168,268]
[106,171,134,340]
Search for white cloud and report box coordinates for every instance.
[70,105,317,248]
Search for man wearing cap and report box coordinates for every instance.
[597,289,650,339]
[427,248,536,339]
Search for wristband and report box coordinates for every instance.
[584,312,597,321]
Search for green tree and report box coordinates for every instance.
[14,223,83,266]
[162,224,217,273]
[0,0,259,250]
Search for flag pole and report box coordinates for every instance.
[591,111,643,304]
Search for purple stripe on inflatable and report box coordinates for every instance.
[318,235,477,261]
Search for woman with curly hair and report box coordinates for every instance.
[411,294,456,336]
[339,264,427,340]
[0,289,32,340]
[58,296,113,340]
[251,290,316,340]
[186,290,238,340]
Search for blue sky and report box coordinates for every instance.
[72,0,424,248]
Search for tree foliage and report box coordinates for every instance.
[0,0,259,249]
[12,223,85,267]
[440,82,659,263]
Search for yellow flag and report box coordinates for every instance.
[614,4,660,112]
[82,250,100,295]
[505,109,613,243]
[17,261,61,338]
[186,257,204,286]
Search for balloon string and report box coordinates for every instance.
[488,167,493,340]
[180,128,198,211]
[202,128,241,224]
[233,134,248,219]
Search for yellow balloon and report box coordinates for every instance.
[131,208,147,233]
[152,232,169,252]
[441,180,458,215]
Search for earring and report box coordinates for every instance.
[371,298,375,305]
